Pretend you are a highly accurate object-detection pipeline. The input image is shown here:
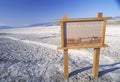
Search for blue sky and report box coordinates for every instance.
[0,0,120,27]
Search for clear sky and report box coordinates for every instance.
[0,0,120,27]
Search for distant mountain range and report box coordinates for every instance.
[26,18,120,26]
[0,17,120,29]
[26,22,59,27]
[0,26,16,29]
[0,22,59,29]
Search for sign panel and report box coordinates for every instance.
[64,21,103,47]
[57,13,111,78]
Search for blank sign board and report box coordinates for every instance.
[64,21,103,47]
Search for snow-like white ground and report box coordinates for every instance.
[0,25,120,82]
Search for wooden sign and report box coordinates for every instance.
[65,21,102,47]
[57,13,111,49]
[57,13,111,78]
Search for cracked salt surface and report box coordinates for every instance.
[0,26,120,82]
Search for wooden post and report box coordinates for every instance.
[61,14,69,78]
[92,12,102,77]
[64,49,68,78]
[57,12,110,78]
[101,20,106,45]
[92,48,100,77]
[96,12,102,18]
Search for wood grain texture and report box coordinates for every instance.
[57,12,111,78]
[92,48,100,77]
[64,49,68,78]
[57,17,111,22]
[101,20,106,45]
[57,44,108,50]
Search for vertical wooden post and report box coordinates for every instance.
[61,14,68,47]
[61,14,69,78]
[92,12,102,77]
[92,48,100,77]
[64,49,68,78]
[101,20,107,45]
[96,12,102,18]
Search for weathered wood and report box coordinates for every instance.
[60,14,68,47]
[57,12,111,78]
[60,22,64,47]
[57,17,111,22]
[96,12,107,45]
[92,13,102,77]
[57,44,108,50]
[61,14,69,78]
[92,48,100,77]
[96,12,103,18]
[101,20,106,45]
[62,14,68,19]
[64,49,69,78]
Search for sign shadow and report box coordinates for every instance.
[69,62,120,78]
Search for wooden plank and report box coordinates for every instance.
[60,22,64,47]
[92,48,100,77]
[57,44,108,50]
[92,12,102,77]
[101,20,106,45]
[57,12,111,78]
[64,49,69,78]
[61,14,69,78]
[60,14,68,47]
[62,14,68,19]
[96,12,103,18]
[96,12,106,45]
[57,17,111,22]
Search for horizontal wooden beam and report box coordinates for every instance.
[57,44,108,50]
[56,17,111,22]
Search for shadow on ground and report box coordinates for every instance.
[69,62,120,77]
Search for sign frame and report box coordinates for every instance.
[57,13,111,49]
[57,13,111,78]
